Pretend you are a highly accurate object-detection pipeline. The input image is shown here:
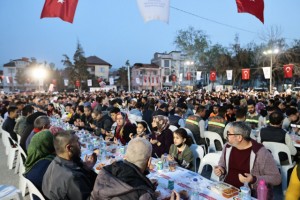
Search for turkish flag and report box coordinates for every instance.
[284,64,293,78]
[210,71,216,81]
[41,0,79,23]
[144,76,147,83]
[187,72,191,80]
[75,80,80,87]
[235,0,264,23]
[242,68,250,80]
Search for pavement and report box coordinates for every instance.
[0,135,30,200]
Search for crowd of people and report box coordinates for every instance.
[1,88,300,199]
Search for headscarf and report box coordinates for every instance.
[25,129,55,174]
[116,112,130,138]
[152,115,170,135]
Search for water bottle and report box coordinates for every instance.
[240,183,251,200]
[162,153,168,171]
[190,178,199,200]
[257,179,268,200]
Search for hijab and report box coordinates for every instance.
[152,115,170,135]
[25,129,55,174]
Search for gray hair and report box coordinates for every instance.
[229,121,251,141]
[125,137,152,169]
[34,116,50,129]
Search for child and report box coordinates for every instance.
[168,128,194,171]
[129,120,150,139]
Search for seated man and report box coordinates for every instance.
[258,111,297,163]
[42,130,97,200]
[91,137,156,199]
[2,105,19,143]
[214,121,281,196]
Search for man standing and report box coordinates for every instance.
[214,122,281,194]
[42,130,97,200]
[91,138,156,199]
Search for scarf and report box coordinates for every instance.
[152,115,170,135]
[25,130,55,174]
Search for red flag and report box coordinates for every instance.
[152,77,154,83]
[156,77,159,83]
[242,68,250,80]
[236,0,264,23]
[41,0,79,23]
[283,64,293,78]
[75,80,80,87]
[144,76,147,83]
[187,72,191,80]
[210,71,216,81]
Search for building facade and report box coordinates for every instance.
[131,63,161,91]
[86,56,112,81]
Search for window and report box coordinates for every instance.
[164,68,171,76]
[153,71,157,75]
[99,68,104,73]
[164,60,170,68]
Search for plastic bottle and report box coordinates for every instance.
[257,179,268,200]
[240,182,251,200]
[162,153,168,170]
[190,178,199,200]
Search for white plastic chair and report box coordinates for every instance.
[0,185,23,200]
[15,135,22,174]
[26,179,45,200]
[198,153,221,181]
[185,128,206,154]
[1,129,10,155]
[190,144,204,173]
[262,142,295,192]
[169,125,178,132]
[17,145,27,197]
[4,131,18,170]
[204,131,224,153]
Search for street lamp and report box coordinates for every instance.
[263,49,279,92]
[32,67,47,92]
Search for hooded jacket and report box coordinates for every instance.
[91,160,155,200]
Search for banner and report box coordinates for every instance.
[166,76,169,83]
[209,71,216,81]
[152,77,154,83]
[186,72,191,80]
[144,76,147,83]
[64,79,69,86]
[87,79,92,86]
[284,64,293,78]
[41,0,79,23]
[226,70,233,81]
[136,77,140,85]
[48,84,54,92]
[235,0,264,23]
[109,77,114,85]
[6,76,10,84]
[156,77,159,83]
[179,73,183,82]
[196,71,202,80]
[137,0,170,23]
[262,67,271,79]
[242,68,250,80]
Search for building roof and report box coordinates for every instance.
[86,56,112,67]
[133,63,159,69]
[3,62,16,67]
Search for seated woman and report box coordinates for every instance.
[286,164,300,199]
[24,129,55,196]
[168,128,194,171]
[129,120,151,139]
[150,115,173,158]
[113,112,136,145]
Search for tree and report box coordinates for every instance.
[116,66,129,90]
[62,42,90,91]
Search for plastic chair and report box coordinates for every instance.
[4,131,18,170]
[262,142,295,192]
[184,128,206,154]
[17,145,28,197]
[169,125,178,132]
[15,135,22,174]
[0,185,23,200]
[204,131,224,153]
[26,179,45,200]
[190,144,204,173]
[198,153,221,181]
[1,129,10,155]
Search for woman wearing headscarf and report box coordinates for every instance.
[24,130,55,194]
[113,112,136,145]
[150,115,173,158]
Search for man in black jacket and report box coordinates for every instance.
[42,130,97,200]
[2,106,18,143]
[91,138,156,200]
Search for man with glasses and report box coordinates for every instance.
[214,121,281,195]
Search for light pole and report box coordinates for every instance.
[263,49,279,93]
[126,60,131,92]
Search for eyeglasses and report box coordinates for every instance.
[226,131,241,138]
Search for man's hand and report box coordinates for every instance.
[167,155,174,161]
[170,190,180,200]
[90,123,96,129]
[150,139,158,144]
[214,166,225,177]
[238,173,253,183]
[83,153,97,170]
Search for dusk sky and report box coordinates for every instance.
[0,0,299,70]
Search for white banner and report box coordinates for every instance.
[262,67,271,79]
[196,71,202,80]
[136,77,140,85]
[166,76,169,83]
[64,79,69,86]
[87,79,92,86]
[226,70,233,81]
[137,0,170,23]
[48,84,54,92]
[6,76,10,84]
[179,73,183,82]
[109,78,114,85]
